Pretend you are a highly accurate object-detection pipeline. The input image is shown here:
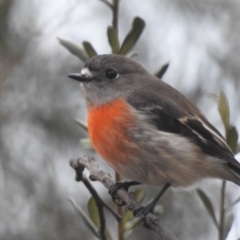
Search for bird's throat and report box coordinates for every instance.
[87,99,136,166]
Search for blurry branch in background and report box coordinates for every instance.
[197,91,240,240]
[0,0,14,56]
[0,0,39,78]
[0,0,14,85]
[70,156,178,240]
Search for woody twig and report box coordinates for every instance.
[70,156,178,240]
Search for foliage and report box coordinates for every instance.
[197,92,240,240]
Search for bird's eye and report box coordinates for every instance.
[105,69,118,79]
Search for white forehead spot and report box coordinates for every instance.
[81,67,92,77]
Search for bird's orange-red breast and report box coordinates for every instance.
[87,98,137,166]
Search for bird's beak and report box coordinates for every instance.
[68,73,92,82]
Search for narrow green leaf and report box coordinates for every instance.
[87,197,112,240]
[197,189,218,227]
[82,41,97,58]
[75,118,88,132]
[226,125,238,153]
[119,17,145,55]
[107,26,120,53]
[154,62,170,79]
[223,210,234,240]
[124,229,133,239]
[127,52,138,59]
[68,198,100,238]
[207,93,219,103]
[218,91,230,130]
[123,209,133,223]
[124,217,141,231]
[99,0,112,9]
[133,188,146,203]
[225,195,240,211]
[236,143,240,154]
[80,138,93,149]
[87,197,100,228]
[57,37,88,62]
[153,204,164,215]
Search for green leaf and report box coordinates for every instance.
[236,143,240,154]
[99,0,112,9]
[87,197,100,228]
[57,37,88,62]
[124,217,141,233]
[207,93,218,103]
[218,91,230,130]
[75,118,88,132]
[133,188,146,203]
[127,52,138,59]
[123,209,133,223]
[223,210,234,240]
[82,41,97,58]
[87,197,112,240]
[119,17,145,55]
[225,195,240,211]
[124,229,133,239]
[107,26,120,53]
[154,62,170,79]
[153,204,164,215]
[196,189,218,227]
[68,198,100,238]
[226,125,238,153]
[80,138,93,149]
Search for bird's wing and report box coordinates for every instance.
[127,88,240,170]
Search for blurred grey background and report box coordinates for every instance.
[0,0,240,239]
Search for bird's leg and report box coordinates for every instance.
[109,181,140,206]
[133,182,171,218]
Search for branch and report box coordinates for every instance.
[219,180,226,240]
[112,0,119,31]
[70,156,178,240]
[72,161,120,240]
[76,170,121,221]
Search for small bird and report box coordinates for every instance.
[68,54,240,212]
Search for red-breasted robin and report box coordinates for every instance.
[68,54,240,212]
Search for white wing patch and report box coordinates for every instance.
[179,116,232,152]
[196,117,231,151]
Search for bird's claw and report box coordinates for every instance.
[109,181,140,206]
